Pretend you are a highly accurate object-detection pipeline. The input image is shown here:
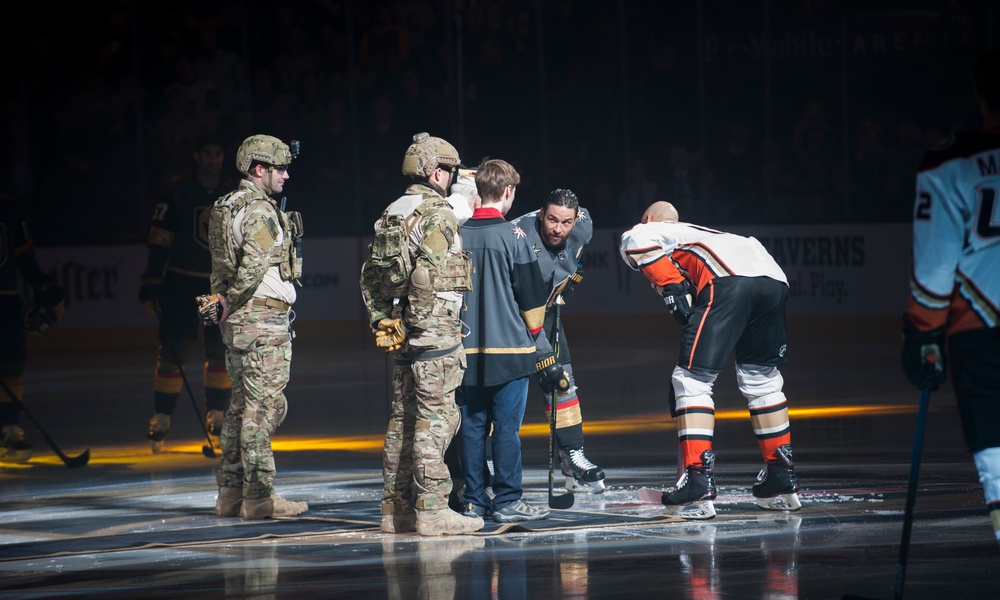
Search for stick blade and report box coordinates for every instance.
[636,487,664,504]
[63,449,90,469]
[202,445,216,459]
[549,490,575,509]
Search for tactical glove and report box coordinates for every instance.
[195,293,229,325]
[661,282,694,325]
[536,352,570,394]
[375,318,408,352]
[901,322,947,390]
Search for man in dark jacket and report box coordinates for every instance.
[459,158,568,523]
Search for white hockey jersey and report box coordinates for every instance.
[906,129,1000,335]
[619,220,786,293]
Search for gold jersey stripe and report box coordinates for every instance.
[465,346,537,355]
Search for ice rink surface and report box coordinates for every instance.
[1,316,997,599]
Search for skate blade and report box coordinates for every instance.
[755,493,801,511]
[566,477,606,494]
[151,440,166,453]
[665,500,716,520]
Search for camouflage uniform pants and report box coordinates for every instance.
[382,348,465,512]
[217,304,291,500]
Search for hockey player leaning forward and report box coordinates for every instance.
[205,134,308,520]
[360,132,485,536]
[510,189,606,493]
[902,48,1000,547]
[620,201,800,519]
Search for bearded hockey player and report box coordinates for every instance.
[510,189,606,493]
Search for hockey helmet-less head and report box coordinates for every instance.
[401,132,460,179]
[236,134,293,176]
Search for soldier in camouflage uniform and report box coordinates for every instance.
[204,134,307,520]
[360,132,484,536]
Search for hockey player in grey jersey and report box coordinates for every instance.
[511,189,606,493]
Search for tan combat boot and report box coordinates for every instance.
[381,502,417,533]
[415,508,484,536]
[240,495,308,520]
[214,486,243,517]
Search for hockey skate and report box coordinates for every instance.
[752,444,801,511]
[147,413,172,453]
[560,447,606,493]
[0,425,33,463]
[205,409,224,449]
[662,450,717,520]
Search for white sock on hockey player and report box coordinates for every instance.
[973,447,1000,545]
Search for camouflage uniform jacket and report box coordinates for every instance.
[360,182,471,353]
[209,179,295,312]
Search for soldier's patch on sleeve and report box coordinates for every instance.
[250,221,277,250]
[424,228,449,255]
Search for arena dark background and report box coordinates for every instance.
[2,0,996,243]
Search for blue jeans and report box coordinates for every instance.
[460,377,529,511]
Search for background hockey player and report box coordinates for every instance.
[0,193,66,462]
[619,201,799,519]
[510,188,606,493]
[360,132,484,536]
[203,134,307,520]
[902,48,1000,547]
[139,133,234,452]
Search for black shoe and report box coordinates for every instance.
[463,502,492,519]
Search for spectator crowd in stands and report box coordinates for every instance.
[1,0,988,243]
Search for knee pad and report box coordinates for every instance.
[736,364,784,400]
[672,366,717,400]
[674,393,715,412]
[974,447,1000,505]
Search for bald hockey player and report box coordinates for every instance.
[619,201,799,519]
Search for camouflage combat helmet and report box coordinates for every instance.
[236,134,293,176]
[401,132,460,179]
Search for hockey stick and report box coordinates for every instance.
[161,341,217,459]
[548,302,574,509]
[841,387,931,600]
[0,377,90,468]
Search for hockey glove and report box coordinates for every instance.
[661,282,694,325]
[375,318,408,352]
[139,277,163,317]
[901,322,947,390]
[195,293,229,325]
[536,352,570,394]
[25,279,66,336]
[562,266,584,301]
